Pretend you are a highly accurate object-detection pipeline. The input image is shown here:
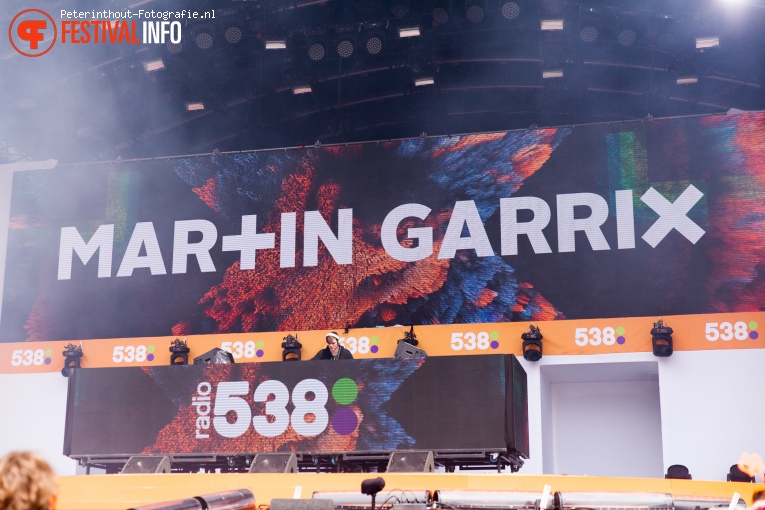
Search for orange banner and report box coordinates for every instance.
[1,311,762,374]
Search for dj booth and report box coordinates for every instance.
[64,354,528,473]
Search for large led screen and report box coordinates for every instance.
[63,354,518,457]
[4,113,765,342]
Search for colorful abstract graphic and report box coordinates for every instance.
[3,113,765,342]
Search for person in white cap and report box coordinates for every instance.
[311,331,353,360]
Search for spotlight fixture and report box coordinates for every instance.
[282,333,303,361]
[169,338,190,365]
[398,26,420,38]
[501,1,521,20]
[336,38,355,58]
[727,464,755,482]
[579,15,599,43]
[165,40,182,54]
[465,0,486,23]
[414,76,435,86]
[618,27,637,46]
[676,76,698,85]
[433,2,450,25]
[265,39,287,50]
[185,101,205,111]
[308,41,327,61]
[651,317,673,357]
[665,463,692,479]
[540,19,565,31]
[193,25,215,50]
[695,36,720,49]
[521,324,543,362]
[142,58,165,72]
[224,25,243,44]
[292,84,312,95]
[402,325,419,346]
[61,343,83,377]
[391,0,409,18]
[362,31,384,55]
[394,325,428,359]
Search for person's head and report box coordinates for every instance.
[0,451,57,510]
[326,332,341,356]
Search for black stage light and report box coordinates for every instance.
[402,324,418,346]
[727,464,755,482]
[433,1,451,25]
[521,324,543,362]
[501,1,521,20]
[391,0,409,18]
[465,0,485,23]
[169,338,190,365]
[394,325,427,359]
[282,333,302,361]
[665,463,692,479]
[223,24,243,45]
[336,38,355,58]
[308,41,326,61]
[192,24,215,50]
[61,343,83,377]
[651,318,673,357]
[362,31,384,55]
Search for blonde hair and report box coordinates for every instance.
[0,452,57,510]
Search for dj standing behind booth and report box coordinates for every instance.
[312,332,354,360]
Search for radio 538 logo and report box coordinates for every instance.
[9,9,57,57]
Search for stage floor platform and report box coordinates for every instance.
[56,472,764,510]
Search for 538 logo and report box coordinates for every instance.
[705,321,758,341]
[193,377,360,440]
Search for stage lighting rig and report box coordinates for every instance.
[61,343,83,377]
[169,338,190,365]
[521,324,543,362]
[651,318,673,357]
[394,325,427,359]
[402,324,418,346]
[282,333,302,361]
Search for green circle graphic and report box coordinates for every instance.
[616,327,625,335]
[256,341,265,348]
[332,378,359,405]
[45,349,52,356]
[749,321,758,330]
[490,331,499,340]
[371,336,379,344]
[147,345,155,353]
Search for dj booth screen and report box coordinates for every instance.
[64,355,522,456]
